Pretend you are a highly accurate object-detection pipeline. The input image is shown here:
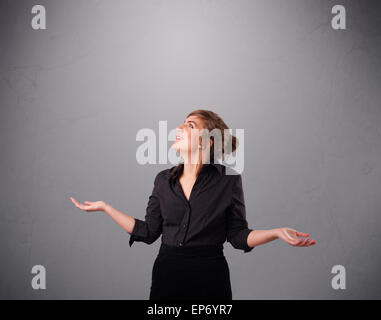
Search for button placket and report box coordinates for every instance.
[182,206,190,230]
[178,204,191,247]
[174,169,206,248]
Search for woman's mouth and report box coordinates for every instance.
[176,135,183,141]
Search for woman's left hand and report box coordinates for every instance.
[70,197,107,213]
[276,227,316,247]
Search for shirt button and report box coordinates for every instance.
[179,242,183,246]
[183,224,186,228]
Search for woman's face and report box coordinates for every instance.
[171,115,206,163]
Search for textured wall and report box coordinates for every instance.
[0,0,380,299]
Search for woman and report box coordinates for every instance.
[70,109,316,300]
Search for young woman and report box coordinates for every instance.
[70,109,316,300]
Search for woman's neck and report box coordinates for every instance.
[182,162,203,179]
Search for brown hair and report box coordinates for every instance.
[168,109,239,181]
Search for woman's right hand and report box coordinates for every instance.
[276,227,316,247]
[70,197,107,213]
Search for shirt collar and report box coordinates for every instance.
[169,162,224,183]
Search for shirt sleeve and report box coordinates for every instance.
[128,173,163,247]
[226,174,255,253]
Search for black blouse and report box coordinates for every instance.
[128,162,255,253]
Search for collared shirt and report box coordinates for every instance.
[128,162,255,253]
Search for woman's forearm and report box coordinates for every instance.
[103,203,136,234]
[247,228,280,247]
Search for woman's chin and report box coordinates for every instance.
[170,143,180,153]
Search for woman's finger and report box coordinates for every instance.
[298,237,309,246]
[84,201,92,205]
[293,237,304,246]
[296,231,309,237]
[71,197,86,209]
[78,203,90,211]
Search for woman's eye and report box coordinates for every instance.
[189,124,194,128]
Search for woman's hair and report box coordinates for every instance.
[168,109,239,180]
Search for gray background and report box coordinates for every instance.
[1,0,380,299]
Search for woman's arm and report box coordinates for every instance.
[247,229,278,247]
[104,203,136,234]
[247,228,316,248]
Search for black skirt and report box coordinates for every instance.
[149,242,232,300]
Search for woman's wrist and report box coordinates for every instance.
[102,202,111,213]
[272,228,281,240]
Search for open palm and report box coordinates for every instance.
[278,228,316,247]
[70,197,106,213]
